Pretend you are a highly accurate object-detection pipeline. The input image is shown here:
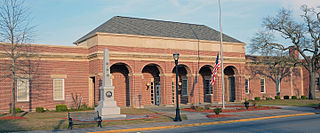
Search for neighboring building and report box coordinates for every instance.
[0,16,310,111]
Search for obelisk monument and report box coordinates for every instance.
[95,49,126,119]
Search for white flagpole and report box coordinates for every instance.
[218,0,225,109]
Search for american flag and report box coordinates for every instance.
[210,53,221,86]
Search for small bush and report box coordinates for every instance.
[254,97,261,101]
[214,108,222,115]
[301,95,307,99]
[257,105,263,108]
[10,108,22,113]
[284,95,290,99]
[195,107,203,111]
[56,104,68,112]
[275,96,281,99]
[36,107,44,113]
[80,103,88,109]
[204,104,211,110]
[291,96,297,99]
[266,97,271,100]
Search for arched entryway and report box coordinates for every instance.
[199,65,213,103]
[224,66,238,102]
[111,63,131,107]
[142,64,162,105]
[172,64,190,104]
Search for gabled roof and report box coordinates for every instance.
[74,16,242,44]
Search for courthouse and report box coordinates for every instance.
[0,16,309,111]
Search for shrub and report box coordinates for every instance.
[56,104,68,112]
[257,105,263,108]
[301,95,307,100]
[204,104,211,110]
[214,108,222,115]
[275,96,281,99]
[254,97,261,101]
[80,103,88,109]
[291,96,297,99]
[36,107,44,113]
[195,107,203,111]
[284,95,290,99]
[266,97,271,100]
[10,108,22,113]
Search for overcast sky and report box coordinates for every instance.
[24,0,320,47]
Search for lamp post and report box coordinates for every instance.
[173,52,182,122]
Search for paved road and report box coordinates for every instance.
[138,114,320,133]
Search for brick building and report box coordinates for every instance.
[0,16,310,112]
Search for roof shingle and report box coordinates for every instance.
[74,16,242,44]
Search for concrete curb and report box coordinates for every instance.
[90,112,319,133]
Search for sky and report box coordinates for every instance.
[23,0,320,48]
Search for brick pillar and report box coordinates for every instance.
[160,73,173,105]
[130,73,143,108]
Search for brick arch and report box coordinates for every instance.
[223,65,239,102]
[110,62,133,74]
[141,63,164,74]
[141,63,163,105]
[171,64,191,74]
[171,64,191,104]
[224,65,239,76]
[199,65,214,103]
[110,63,131,107]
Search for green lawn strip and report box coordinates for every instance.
[0,108,187,132]
[251,99,320,107]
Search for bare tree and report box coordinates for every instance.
[0,0,34,116]
[246,55,292,96]
[249,5,320,99]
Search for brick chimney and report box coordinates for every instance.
[289,46,299,59]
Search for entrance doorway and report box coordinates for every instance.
[142,64,162,105]
[224,66,237,102]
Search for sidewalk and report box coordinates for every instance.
[18,105,320,133]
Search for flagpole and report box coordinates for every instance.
[218,0,225,109]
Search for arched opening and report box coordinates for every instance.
[199,65,213,103]
[172,64,190,104]
[142,64,161,105]
[224,66,238,102]
[111,63,130,107]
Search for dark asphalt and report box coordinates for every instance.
[139,114,320,133]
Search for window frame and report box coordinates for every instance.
[204,79,213,95]
[260,78,266,93]
[53,78,65,101]
[245,78,249,94]
[17,78,29,102]
[181,79,188,96]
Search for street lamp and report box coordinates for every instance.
[173,52,182,122]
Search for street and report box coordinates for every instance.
[138,114,320,133]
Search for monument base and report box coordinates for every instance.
[95,100,126,119]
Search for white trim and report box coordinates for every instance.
[53,79,65,101]
[17,79,29,102]
[260,78,266,93]
[182,79,188,96]
[245,78,249,94]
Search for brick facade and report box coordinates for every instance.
[0,17,311,112]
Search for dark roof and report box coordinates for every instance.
[74,16,242,44]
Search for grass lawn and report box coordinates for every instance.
[0,108,187,132]
[251,99,320,107]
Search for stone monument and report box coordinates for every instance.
[95,49,126,119]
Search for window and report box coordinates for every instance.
[17,79,29,102]
[53,79,64,100]
[276,82,280,93]
[204,79,213,94]
[182,79,188,96]
[260,78,265,93]
[245,79,249,94]
[151,82,154,104]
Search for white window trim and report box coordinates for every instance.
[205,79,213,95]
[17,78,29,102]
[182,79,188,96]
[53,78,65,101]
[261,78,266,93]
[245,79,249,94]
